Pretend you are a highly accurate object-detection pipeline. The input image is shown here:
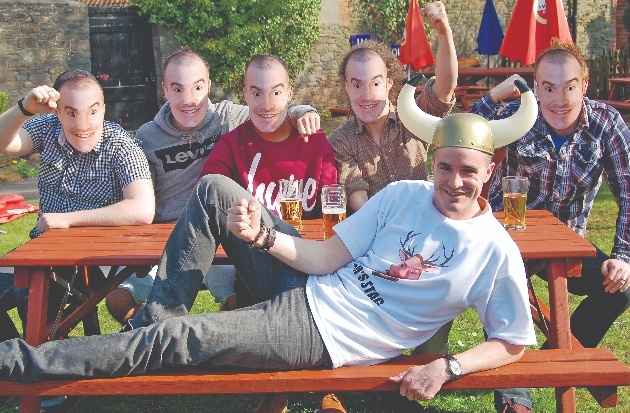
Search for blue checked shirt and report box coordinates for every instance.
[23,115,151,238]
[471,95,630,262]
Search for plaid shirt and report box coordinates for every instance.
[471,95,630,262]
[23,115,151,238]
[329,78,455,198]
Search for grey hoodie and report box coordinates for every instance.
[138,99,315,223]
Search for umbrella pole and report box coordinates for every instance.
[486,54,490,89]
[407,64,411,81]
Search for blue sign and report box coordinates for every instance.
[391,44,400,57]
[350,34,371,47]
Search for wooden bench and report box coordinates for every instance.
[0,349,627,410]
[328,107,351,117]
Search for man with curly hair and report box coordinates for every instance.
[470,38,630,413]
[329,0,457,213]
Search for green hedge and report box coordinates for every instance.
[131,0,321,91]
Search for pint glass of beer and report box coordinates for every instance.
[321,184,346,240]
[502,176,529,230]
[279,178,303,230]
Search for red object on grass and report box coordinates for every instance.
[399,0,435,70]
[0,194,39,224]
[499,0,572,66]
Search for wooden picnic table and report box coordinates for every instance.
[607,77,630,100]
[0,209,596,413]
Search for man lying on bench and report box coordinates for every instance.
[0,79,538,412]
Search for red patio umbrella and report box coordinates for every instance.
[399,0,435,71]
[500,0,572,66]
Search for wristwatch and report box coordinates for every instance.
[443,355,462,380]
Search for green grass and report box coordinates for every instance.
[0,186,627,412]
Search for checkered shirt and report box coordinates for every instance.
[23,114,151,238]
[471,95,630,262]
[329,78,455,198]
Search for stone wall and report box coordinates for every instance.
[0,0,91,104]
[291,0,362,111]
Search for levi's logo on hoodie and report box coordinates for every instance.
[155,133,221,172]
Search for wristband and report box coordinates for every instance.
[261,228,276,252]
[250,224,267,246]
[17,98,35,117]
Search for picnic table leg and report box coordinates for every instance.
[19,267,49,413]
[547,259,577,413]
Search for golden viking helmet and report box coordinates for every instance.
[397,75,538,154]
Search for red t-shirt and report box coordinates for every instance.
[199,120,337,218]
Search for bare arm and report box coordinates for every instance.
[389,339,524,401]
[36,179,155,233]
[227,198,353,275]
[287,104,321,141]
[348,189,368,213]
[487,74,527,103]
[0,86,59,155]
[422,1,457,102]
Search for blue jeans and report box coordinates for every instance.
[0,175,330,383]
[0,272,19,342]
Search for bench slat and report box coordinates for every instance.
[0,349,627,397]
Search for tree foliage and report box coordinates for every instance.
[352,0,430,45]
[130,0,321,89]
[0,92,9,114]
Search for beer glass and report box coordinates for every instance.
[321,184,346,240]
[502,176,529,230]
[279,178,303,230]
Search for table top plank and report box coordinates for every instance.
[0,210,595,267]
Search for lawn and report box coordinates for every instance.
[0,168,627,412]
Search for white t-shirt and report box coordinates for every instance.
[305,180,536,368]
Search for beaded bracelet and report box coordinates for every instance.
[17,98,35,117]
[250,224,267,246]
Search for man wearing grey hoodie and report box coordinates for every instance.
[105,50,320,324]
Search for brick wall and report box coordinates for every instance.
[0,0,91,104]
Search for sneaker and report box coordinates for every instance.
[378,392,424,413]
[253,393,288,413]
[321,393,347,413]
[500,401,532,413]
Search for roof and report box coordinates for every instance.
[78,0,131,6]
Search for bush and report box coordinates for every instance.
[130,0,321,91]
[0,92,9,114]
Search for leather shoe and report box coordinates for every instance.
[253,393,288,413]
[321,393,347,412]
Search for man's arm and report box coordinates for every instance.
[348,190,368,212]
[36,179,155,233]
[227,198,353,275]
[329,128,371,213]
[422,1,457,102]
[389,339,524,401]
[470,74,527,120]
[599,114,630,293]
[287,104,321,140]
[0,86,60,156]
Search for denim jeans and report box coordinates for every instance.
[0,175,330,383]
[0,272,19,342]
